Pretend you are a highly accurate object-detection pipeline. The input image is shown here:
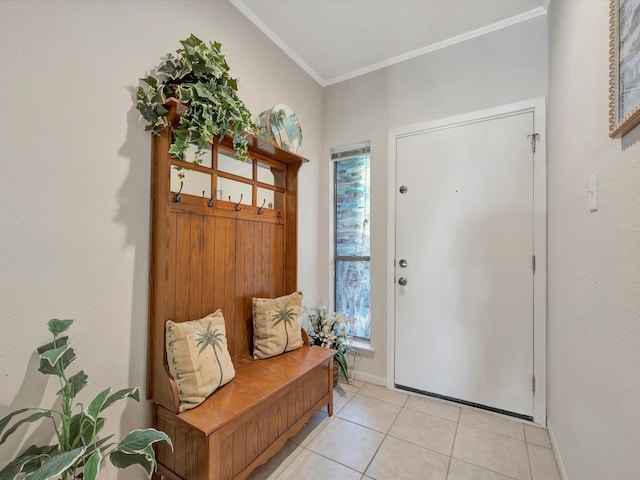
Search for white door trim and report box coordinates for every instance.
[386,98,547,425]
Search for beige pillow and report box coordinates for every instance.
[253,291,304,359]
[166,310,235,412]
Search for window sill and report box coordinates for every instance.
[351,339,374,353]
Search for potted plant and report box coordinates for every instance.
[136,34,255,176]
[0,319,172,480]
[304,306,357,385]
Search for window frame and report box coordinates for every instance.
[332,143,371,341]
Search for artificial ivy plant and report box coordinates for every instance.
[136,34,255,171]
[0,319,172,480]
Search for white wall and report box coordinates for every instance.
[323,16,548,382]
[0,1,323,477]
[547,1,640,478]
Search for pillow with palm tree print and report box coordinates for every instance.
[252,291,304,359]
[165,310,236,412]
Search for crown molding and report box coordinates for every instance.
[231,2,547,87]
[323,6,547,86]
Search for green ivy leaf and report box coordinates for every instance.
[16,445,58,475]
[1,437,55,475]
[62,370,88,399]
[95,434,115,452]
[82,449,102,480]
[67,413,84,448]
[85,388,111,423]
[114,428,172,455]
[25,447,86,480]
[81,417,104,445]
[38,344,71,368]
[36,336,68,355]
[109,451,153,477]
[0,451,50,480]
[101,387,140,413]
[141,76,157,88]
[47,319,74,337]
[0,408,32,441]
[38,346,75,376]
[0,411,52,445]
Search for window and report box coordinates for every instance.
[333,143,371,339]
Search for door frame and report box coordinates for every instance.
[386,98,547,425]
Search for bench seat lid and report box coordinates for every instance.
[177,345,335,434]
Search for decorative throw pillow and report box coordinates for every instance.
[253,291,304,359]
[165,310,235,412]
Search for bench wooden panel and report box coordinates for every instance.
[148,102,333,480]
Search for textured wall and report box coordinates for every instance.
[323,15,548,382]
[0,1,323,477]
[547,1,640,478]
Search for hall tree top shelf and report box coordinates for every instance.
[163,97,309,166]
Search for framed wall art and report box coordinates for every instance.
[609,0,640,138]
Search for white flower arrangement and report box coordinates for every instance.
[304,306,357,383]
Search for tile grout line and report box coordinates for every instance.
[444,408,461,479]
[384,431,456,459]
[524,425,535,480]
[356,390,409,408]
[402,404,461,422]
[360,394,407,477]
[298,441,370,477]
[456,419,528,443]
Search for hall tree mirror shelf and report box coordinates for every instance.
[147,98,335,480]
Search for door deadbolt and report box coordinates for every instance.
[398,277,408,286]
[399,185,408,194]
[399,259,407,268]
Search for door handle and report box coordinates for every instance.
[398,277,407,286]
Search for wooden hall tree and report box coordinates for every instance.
[147,99,334,480]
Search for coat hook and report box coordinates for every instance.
[208,196,215,207]
[174,181,183,203]
[235,193,243,211]
[277,210,282,218]
[257,199,266,215]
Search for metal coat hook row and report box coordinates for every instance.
[234,193,243,212]
[257,199,266,215]
[174,181,183,203]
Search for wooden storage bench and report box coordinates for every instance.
[153,346,334,480]
[147,100,334,480]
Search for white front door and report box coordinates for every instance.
[394,111,535,418]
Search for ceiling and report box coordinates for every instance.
[230,0,547,86]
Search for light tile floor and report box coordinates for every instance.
[247,380,562,480]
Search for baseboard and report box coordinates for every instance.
[547,420,569,480]
[353,370,385,386]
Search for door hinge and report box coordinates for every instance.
[532,375,536,394]
[527,133,540,153]
[532,255,536,274]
